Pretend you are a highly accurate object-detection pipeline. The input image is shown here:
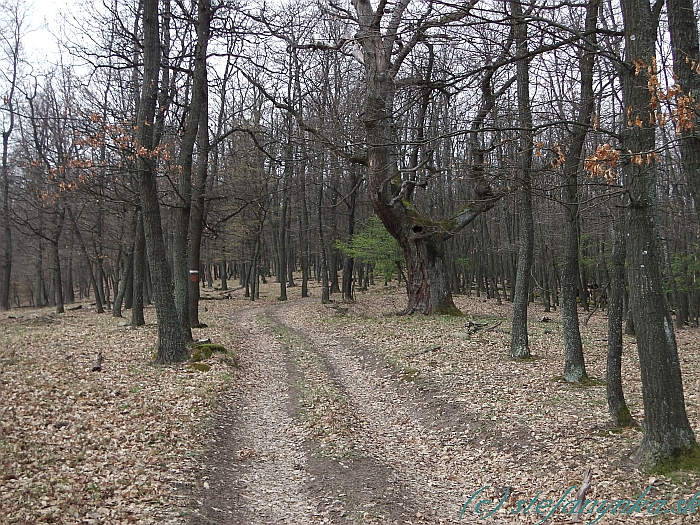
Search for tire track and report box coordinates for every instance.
[262,310,424,524]
[190,304,471,524]
[269,305,476,524]
[189,308,318,524]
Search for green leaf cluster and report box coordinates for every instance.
[455,257,471,270]
[335,216,403,282]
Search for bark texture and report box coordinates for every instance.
[174,0,210,339]
[137,0,187,364]
[510,0,534,357]
[67,207,104,314]
[0,8,19,310]
[620,0,697,470]
[667,0,700,224]
[607,210,633,427]
[131,212,146,327]
[560,0,599,380]
[187,108,209,328]
[1,101,12,310]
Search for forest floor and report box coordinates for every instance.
[1,280,700,524]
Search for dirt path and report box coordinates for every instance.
[187,303,471,524]
[184,297,700,525]
[188,307,319,524]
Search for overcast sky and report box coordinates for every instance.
[22,0,70,64]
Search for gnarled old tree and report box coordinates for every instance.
[349,0,501,315]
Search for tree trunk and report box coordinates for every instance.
[67,207,104,313]
[1,132,11,310]
[49,208,66,314]
[561,0,599,380]
[300,170,310,298]
[287,242,296,287]
[342,254,355,302]
[50,239,64,314]
[113,247,133,318]
[173,0,210,340]
[114,214,137,317]
[131,212,146,327]
[0,11,19,311]
[352,0,500,315]
[34,235,45,307]
[667,0,700,224]
[278,202,288,300]
[95,246,107,309]
[510,0,535,358]
[187,92,210,328]
[278,142,290,301]
[220,258,228,290]
[401,232,461,315]
[620,0,698,470]
[205,245,214,288]
[607,209,633,427]
[136,0,187,364]
[64,231,75,305]
[248,234,261,301]
[318,176,330,304]
[171,0,192,335]
[342,167,359,302]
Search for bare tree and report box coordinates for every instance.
[136,0,187,364]
[174,0,211,338]
[559,0,601,380]
[509,0,535,358]
[349,0,501,315]
[666,0,700,223]
[619,0,697,470]
[607,202,633,426]
[0,0,26,310]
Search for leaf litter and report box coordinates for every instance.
[268,284,700,524]
[0,304,235,524]
[1,281,699,524]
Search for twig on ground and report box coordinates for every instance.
[571,468,592,523]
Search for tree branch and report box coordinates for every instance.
[239,69,367,165]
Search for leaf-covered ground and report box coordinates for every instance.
[0,302,237,524]
[2,281,700,524]
[286,288,700,523]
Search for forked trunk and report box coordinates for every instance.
[353,0,500,315]
[137,0,187,364]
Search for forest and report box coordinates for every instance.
[1,0,700,522]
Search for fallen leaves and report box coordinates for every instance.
[3,281,700,524]
[278,286,700,523]
[263,313,363,460]
[0,304,235,524]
